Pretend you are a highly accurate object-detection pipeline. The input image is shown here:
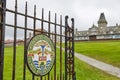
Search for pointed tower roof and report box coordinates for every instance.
[98,13,107,24]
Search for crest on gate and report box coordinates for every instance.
[27,34,55,76]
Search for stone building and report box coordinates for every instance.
[75,13,120,40]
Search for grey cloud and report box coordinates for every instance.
[5,0,120,39]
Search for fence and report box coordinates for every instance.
[0,0,75,80]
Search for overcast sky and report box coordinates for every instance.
[6,0,120,30]
[5,0,120,39]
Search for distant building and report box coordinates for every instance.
[28,29,62,42]
[4,39,24,47]
[75,13,120,41]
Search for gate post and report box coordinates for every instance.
[65,16,75,80]
[0,0,6,80]
[71,18,76,80]
[65,16,68,80]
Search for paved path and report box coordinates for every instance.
[56,46,120,78]
[75,52,120,78]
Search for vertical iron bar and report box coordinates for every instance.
[12,0,17,80]
[40,9,44,80]
[32,5,36,80]
[48,11,51,80]
[0,0,6,80]
[32,75,35,80]
[33,5,36,36]
[48,11,50,37]
[31,4,35,80]
[65,16,68,80]
[60,15,62,80]
[33,6,36,79]
[71,18,75,80]
[51,75,53,80]
[23,2,27,80]
[40,76,42,80]
[68,27,70,80]
[54,13,57,80]
[41,8,44,34]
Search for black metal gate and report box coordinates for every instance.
[0,0,75,80]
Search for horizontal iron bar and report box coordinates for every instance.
[4,23,65,37]
[6,8,66,28]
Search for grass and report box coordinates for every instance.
[75,57,120,80]
[75,40,120,67]
[3,44,120,80]
[3,45,65,80]
[4,45,32,80]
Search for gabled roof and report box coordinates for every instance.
[89,24,98,31]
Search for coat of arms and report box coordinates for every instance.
[27,34,55,76]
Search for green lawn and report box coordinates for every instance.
[4,45,32,80]
[75,40,120,67]
[75,57,120,80]
[3,44,120,80]
[4,45,65,80]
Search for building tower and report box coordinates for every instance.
[98,13,108,34]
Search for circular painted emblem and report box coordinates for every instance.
[27,34,55,76]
